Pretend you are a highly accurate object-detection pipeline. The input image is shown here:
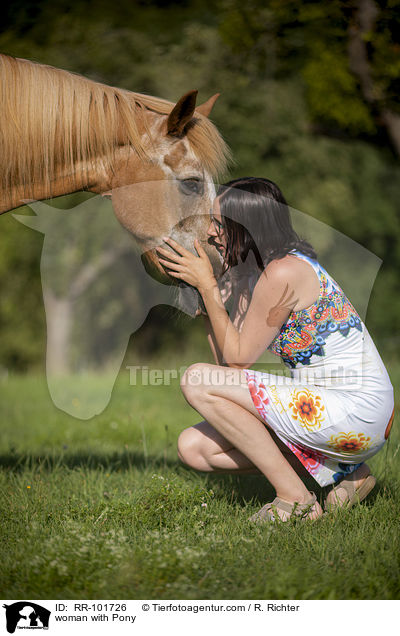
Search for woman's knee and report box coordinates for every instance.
[180,363,213,405]
[177,426,210,471]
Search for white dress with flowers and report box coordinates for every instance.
[244,250,394,487]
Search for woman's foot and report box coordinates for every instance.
[324,464,376,510]
[249,491,324,523]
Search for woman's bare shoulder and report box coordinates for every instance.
[250,257,296,301]
[256,254,319,311]
[257,253,318,292]
[261,254,304,283]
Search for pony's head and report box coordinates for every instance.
[105,90,229,286]
[1,55,231,303]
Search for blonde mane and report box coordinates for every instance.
[0,54,230,195]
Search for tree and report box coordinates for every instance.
[0,0,399,370]
[218,0,400,154]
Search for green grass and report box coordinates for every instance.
[0,365,399,600]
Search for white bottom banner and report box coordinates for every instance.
[1,599,397,635]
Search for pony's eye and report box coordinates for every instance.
[178,178,204,196]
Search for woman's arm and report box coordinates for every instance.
[229,286,251,331]
[202,314,225,365]
[199,263,297,368]
[156,237,298,369]
[202,273,251,363]
[195,271,232,365]
[199,287,242,365]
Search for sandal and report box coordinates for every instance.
[324,474,376,511]
[249,491,318,523]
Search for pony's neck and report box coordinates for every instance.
[0,53,159,214]
[0,121,156,212]
[0,108,160,214]
[0,159,110,213]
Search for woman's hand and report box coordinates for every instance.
[156,237,217,294]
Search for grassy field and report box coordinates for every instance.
[0,363,399,600]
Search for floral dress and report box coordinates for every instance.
[244,250,394,487]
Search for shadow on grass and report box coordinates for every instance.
[201,471,327,506]
[0,450,330,506]
[0,450,177,472]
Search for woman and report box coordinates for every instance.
[156,177,394,522]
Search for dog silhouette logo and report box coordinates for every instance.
[3,602,51,633]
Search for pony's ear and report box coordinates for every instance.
[167,90,198,137]
[196,93,220,117]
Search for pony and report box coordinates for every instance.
[0,53,231,303]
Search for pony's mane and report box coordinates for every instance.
[0,54,230,194]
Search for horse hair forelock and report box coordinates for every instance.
[0,54,230,195]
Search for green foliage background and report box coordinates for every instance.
[1,0,399,371]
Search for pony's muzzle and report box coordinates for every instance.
[141,239,223,285]
[141,249,175,284]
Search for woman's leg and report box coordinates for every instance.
[178,420,312,481]
[180,363,323,519]
[178,420,260,473]
[325,463,372,506]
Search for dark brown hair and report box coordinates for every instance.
[217,177,317,273]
